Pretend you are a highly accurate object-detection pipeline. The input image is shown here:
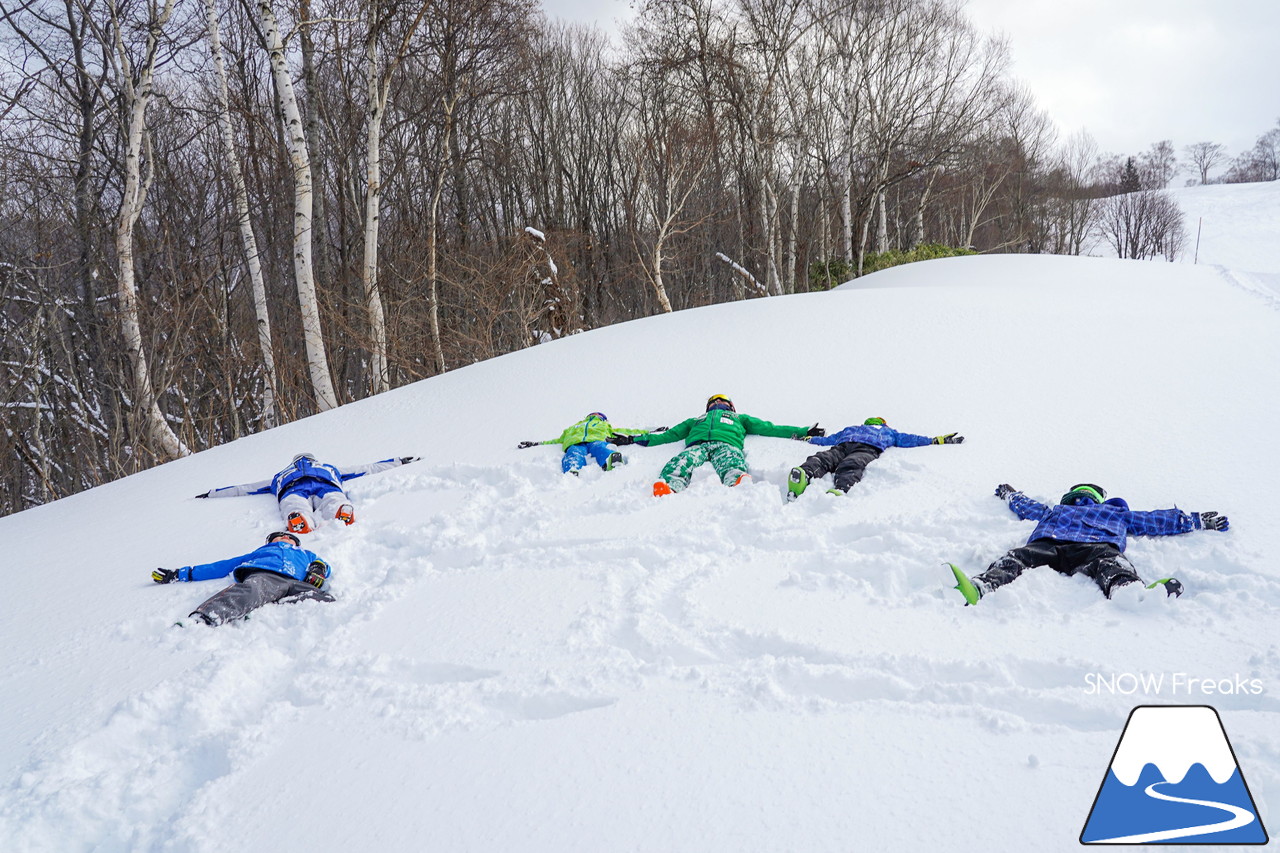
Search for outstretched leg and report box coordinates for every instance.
[706,442,750,486]
[971,540,1061,595]
[829,445,882,493]
[799,442,854,480]
[586,440,617,470]
[659,444,713,492]
[315,487,353,524]
[278,492,316,534]
[561,443,590,474]
[191,570,333,626]
[1069,543,1142,598]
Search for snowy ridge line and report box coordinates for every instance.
[1211,265,1280,312]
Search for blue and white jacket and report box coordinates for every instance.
[807,424,933,450]
[174,540,329,587]
[1005,491,1197,552]
[202,457,408,501]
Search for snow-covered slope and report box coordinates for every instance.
[1089,179,1280,303]
[1165,180,1280,275]
[3,246,1280,851]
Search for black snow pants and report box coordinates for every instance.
[191,569,334,626]
[973,538,1142,599]
[799,441,884,493]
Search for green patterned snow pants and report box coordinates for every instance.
[659,441,748,492]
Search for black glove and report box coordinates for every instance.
[994,483,1016,500]
[806,424,825,437]
[152,568,179,584]
[1194,511,1229,531]
[194,492,209,499]
[932,433,964,445]
[609,433,636,446]
[305,560,330,588]
[399,456,420,464]
[517,441,539,449]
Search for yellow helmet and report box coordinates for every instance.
[706,394,735,412]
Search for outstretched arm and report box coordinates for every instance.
[198,480,273,499]
[739,414,810,439]
[152,554,245,584]
[1127,509,1226,537]
[336,457,418,482]
[995,485,1049,521]
[639,418,695,447]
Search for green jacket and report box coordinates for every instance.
[541,415,646,451]
[641,411,808,451]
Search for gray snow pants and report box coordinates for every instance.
[191,569,334,626]
[799,441,884,493]
[973,538,1142,599]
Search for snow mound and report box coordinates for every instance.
[3,239,1280,851]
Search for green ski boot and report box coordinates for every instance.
[949,563,982,605]
[1145,577,1184,597]
[787,467,809,501]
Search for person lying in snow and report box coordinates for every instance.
[950,483,1230,604]
[151,531,333,626]
[611,394,820,496]
[195,452,419,534]
[786,416,963,500]
[516,412,656,475]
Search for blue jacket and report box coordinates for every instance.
[204,457,407,501]
[1005,492,1196,551]
[175,540,328,586]
[808,424,933,450]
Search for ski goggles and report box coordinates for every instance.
[266,531,302,547]
[706,394,735,412]
[1061,483,1107,506]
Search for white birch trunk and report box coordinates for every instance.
[204,0,278,426]
[425,96,456,374]
[259,0,338,411]
[760,176,782,297]
[841,170,853,261]
[111,0,187,460]
[876,188,888,253]
[784,179,797,294]
[362,10,390,393]
[651,234,673,313]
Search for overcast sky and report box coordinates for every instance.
[541,0,1279,172]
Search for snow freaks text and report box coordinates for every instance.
[1084,673,1264,696]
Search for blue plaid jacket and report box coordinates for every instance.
[808,424,933,450]
[1006,492,1196,551]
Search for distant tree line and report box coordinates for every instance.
[0,0,1272,516]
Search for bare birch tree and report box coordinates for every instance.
[258,0,338,410]
[204,0,278,425]
[104,0,188,459]
[359,0,432,393]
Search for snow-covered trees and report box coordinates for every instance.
[4,0,1236,514]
